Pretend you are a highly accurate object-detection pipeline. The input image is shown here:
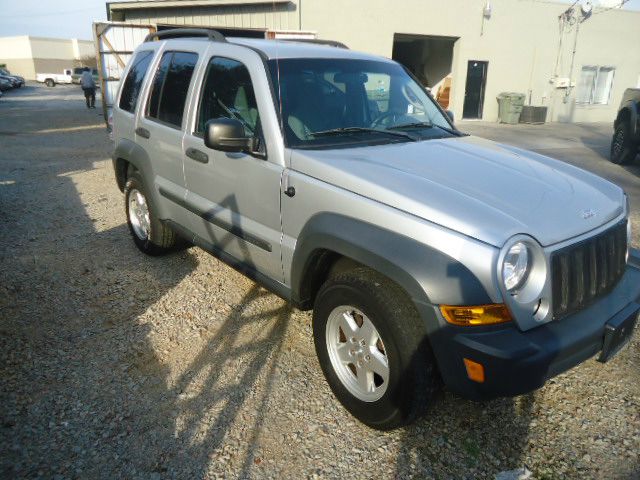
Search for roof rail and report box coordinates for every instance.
[144,28,227,43]
[281,38,349,49]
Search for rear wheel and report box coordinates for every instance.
[45,79,55,87]
[124,171,177,255]
[313,267,440,430]
[611,121,637,165]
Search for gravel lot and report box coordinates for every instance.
[1,84,639,480]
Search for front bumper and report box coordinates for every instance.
[419,249,640,400]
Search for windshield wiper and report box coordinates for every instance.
[388,121,466,137]
[311,127,417,141]
[388,121,434,130]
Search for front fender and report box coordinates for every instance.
[291,213,493,313]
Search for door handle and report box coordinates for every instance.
[135,127,150,139]
[185,147,209,164]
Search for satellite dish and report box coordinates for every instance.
[580,0,593,16]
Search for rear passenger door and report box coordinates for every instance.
[135,43,205,221]
[182,47,284,282]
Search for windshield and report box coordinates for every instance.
[268,58,455,149]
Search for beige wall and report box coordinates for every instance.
[0,36,32,59]
[108,0,640,122]
[0,58,36,80]
[299,0,640,123]
[0,36,95,80]
[119,2,299,30]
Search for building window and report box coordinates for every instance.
[577,66,615,105]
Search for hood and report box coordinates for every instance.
[290,135,625,247]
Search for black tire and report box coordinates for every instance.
[313,267,440,430]
[611,121,637,165]
[124,170,177,256]
[45,79,55,87]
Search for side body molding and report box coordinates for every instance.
[291,213,493,314]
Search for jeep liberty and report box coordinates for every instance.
[111,29,640,430]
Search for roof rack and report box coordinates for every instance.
[281,38,349,49]
[144,28,226,43]
[143,27,348,50]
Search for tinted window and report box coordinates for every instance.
[147,51,198,128]
[196,57,261,136]
[119,50,154,113]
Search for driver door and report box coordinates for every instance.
[182,49,284,281]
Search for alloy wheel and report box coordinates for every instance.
[325,306,389,402]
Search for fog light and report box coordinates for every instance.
[440,304,512,326]
[463,358,485,383]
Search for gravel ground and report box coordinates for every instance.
[1,84,639,480]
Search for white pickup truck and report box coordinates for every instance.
[36,69,73,87]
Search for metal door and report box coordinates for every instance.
[462,60,488,119]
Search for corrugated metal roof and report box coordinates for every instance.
[108,0,292,10]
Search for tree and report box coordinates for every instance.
[73,55,97,69]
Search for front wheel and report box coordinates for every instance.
[611,122,637,165]
[313,268,440,430]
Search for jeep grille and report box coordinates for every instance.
[551,221,627,320]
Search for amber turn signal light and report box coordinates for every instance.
[440,304,512,326]
[463,358,485,383]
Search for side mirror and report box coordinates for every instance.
[204,118,252,152]
[445,110,455,123]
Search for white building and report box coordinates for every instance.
[105,0,640,123]
[0,36,95,80]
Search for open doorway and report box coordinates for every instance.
[392,33,457,110]
[462,60,488,119]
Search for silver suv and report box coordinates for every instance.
[112,29,640,430]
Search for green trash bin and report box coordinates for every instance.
[497,92,526,124]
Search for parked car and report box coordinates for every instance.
[0,77,13,91]
[36,69,73,87]
[0,68,24,88]
[111,29,640,430]
[0,75,18,88]
[611,88,640,165]
[71,67,99,85]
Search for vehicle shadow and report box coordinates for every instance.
[1,91,295,478]
[0,95,199,477]
[160,285,292,478]
[395,391,536,478]
[393,336,536,478]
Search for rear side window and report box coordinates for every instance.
[119,50,154,113]
[146,51,198,128]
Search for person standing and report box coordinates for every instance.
[80,67,96,109]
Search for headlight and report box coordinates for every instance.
[502,242,530,292]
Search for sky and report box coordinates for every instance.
[0,0,639,41]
